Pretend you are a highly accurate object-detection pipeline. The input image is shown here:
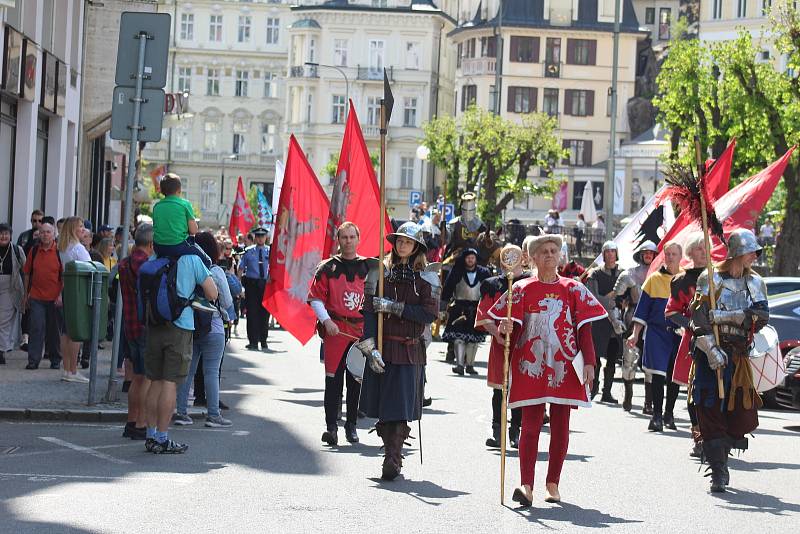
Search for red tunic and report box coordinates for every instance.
[491,276,607,408]
[665,267,703,386]
[307,256,368,377]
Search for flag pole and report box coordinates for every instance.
[694,140,725,399]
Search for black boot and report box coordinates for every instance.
[0,351,5,365]
[444,343,455,363]
[648,415,663,432]
[601,365,618,404]
[344,422,359,443]
[321,427,338,446]
[486,423,501,448]
[703,439,728,493]
[509,423,520,449]
[643,382,653,415]
[451,365,464,375]
[622,380,633,412]
[663,412,677,430]
[465,365,478,375]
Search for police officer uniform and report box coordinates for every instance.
[239,227,271,350]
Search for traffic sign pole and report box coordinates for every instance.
[105,31,150,402]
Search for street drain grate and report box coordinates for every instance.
[1,447,20,454]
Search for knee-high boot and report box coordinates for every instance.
[643,381,653,415]
[622,380,634,412]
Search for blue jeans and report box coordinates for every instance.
[176,333,225,418]
[27,299,62,366]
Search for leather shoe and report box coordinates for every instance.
[245,344,259,351]
[465,366,478,375]
[600,392,618,404]
[648,415,663,432]
[545,483,561,503]
[25,363,38,370]
[512,486,532,507]
[451,365,464,375]
[344,423,359,443]
[321,429,338,446]
[49,360,61,369]
[663,413,677,430]
[422,397,432,407]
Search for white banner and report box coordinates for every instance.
[613,169,625,216]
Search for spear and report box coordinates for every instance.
[694,141,725,399]
[378,69,394,353]
[498,244,523,505]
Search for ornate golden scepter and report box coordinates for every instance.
[499,244,523,505]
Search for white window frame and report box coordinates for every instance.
[207,68,220,96]
[263,72,277,98]
[235,70,249,97]
[266,17,280,45]
[403,97,417,127]
[405,41,420,70]
[367,96,380,126]
[737,0,747,18]
[209,14,223,42]
[200,178,218,212]
[261,123,277,154]
[368,40,385,74]
[177,66,192,93]
[400,156,414,189]
[204,121,220,152]
[238,16,251,43]
[334,39,349,67]
[180,13,194,41]
[173,126,190,151]
[712,0,723,19]
[332,95,346,124]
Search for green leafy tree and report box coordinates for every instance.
[422,106,566,228]
[654,8,800,274]
[321,151,380,182]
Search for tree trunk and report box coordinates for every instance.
[482,164,499,229]
[774,164,800,275]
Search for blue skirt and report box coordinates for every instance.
[359,362,425,422]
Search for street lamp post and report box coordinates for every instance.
[220,153,237,220]
[305,62,349,121]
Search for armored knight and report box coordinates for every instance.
[443,192,487,266]
[441,248,491,375]
[584,241,622,403]
[690,229,769,493]
[613,240,658,411]
[356,222,440,481]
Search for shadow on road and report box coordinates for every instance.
[368,477,470,506]
[512,501,644,528]
[716,488,800,515]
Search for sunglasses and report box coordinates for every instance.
[31,218,43,223]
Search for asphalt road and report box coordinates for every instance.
[1,326,799,533]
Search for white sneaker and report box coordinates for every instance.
[69,372,90,383]
[61,370,70,382]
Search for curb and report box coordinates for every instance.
[0,408,208,423]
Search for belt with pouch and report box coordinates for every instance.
[384,335,420,346]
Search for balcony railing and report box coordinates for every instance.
[289,65,318,78]
[357,65,393,82]
[362,125,380,138]
[544,61,561,78]
[461,57,496,76]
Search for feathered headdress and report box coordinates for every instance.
[659,162,727,245]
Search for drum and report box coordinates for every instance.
[345,344,366,382]
[749,325,787,393]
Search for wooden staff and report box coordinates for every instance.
[694,141,725,398]
[498,245,523,505]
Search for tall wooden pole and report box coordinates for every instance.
[378,97,387,353]
[695,141,725,399]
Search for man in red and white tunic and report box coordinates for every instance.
[307,222,369,447]
[496,234,606,507]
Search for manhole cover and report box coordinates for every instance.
[1,447,19,454]
[784,426,800,433]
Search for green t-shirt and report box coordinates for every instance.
[153,195,195,245]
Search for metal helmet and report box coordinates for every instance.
[632,240,658,264]
[387,222,427,252]
[601,241,618,253]
[725,228,762,259]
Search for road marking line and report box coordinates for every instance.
[39,437,132,465]
[0,442,142,459]
[0,472,194,482]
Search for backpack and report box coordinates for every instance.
[137,257,191,326]
[225,271,242,297]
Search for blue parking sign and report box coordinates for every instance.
[444,203,455,222]
[409,190,423,207]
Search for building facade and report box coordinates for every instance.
[144,0,291,225]
[699,0,784,66]
[285,0,457,217]
[1,0,84,233]
[449,0,646,225]
[632,0,680,45]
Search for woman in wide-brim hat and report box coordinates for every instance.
[355,222,439,481]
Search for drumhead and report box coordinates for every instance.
[750,325,779,358]
[345,344,366,382]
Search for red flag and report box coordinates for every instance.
[263,136,331,345]
[650,146,794,271]
[324,100,392,259]
[229,176,255,246]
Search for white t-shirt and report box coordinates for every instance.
[760,224,774,238]
[59,243,91,269]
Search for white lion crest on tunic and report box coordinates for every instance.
[518,296,569,387]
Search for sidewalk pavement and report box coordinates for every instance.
[0,344,206,422]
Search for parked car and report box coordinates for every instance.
[763,290,800,409]
[764,277,800,297]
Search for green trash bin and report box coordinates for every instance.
[62,261,110,342]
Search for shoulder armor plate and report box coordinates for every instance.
[747,272,768,303]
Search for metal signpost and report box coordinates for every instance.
[106,12,170,401]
